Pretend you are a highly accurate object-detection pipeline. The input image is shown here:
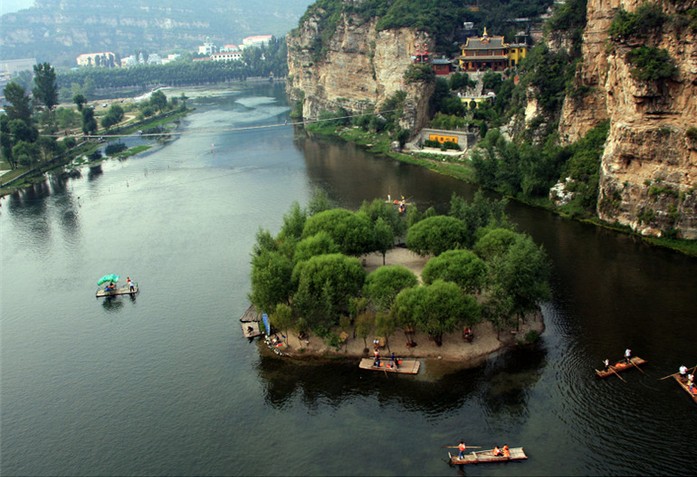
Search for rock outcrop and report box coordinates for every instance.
[559,0,697,238]
[286,5,434,133]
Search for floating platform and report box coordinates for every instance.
[96,285,138,298]
[358,357,420,374]
[595,356,647,378]
[241,321,263,338]
[448,448,527,465]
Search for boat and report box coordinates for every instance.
[95,273,138,298]
[384,195,413,214]
[96,283,138,297]
[594,356,647,378]
[448,447,528,465]
[358,357,420,374]
[671,373,697,404]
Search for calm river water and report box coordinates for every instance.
[1,83,696,476]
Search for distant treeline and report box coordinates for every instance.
[56,38,288,98]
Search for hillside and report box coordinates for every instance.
[0,0,313,66]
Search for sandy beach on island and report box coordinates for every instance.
[261,247,545,372]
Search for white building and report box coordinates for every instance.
[211,51,243,62]
[220,44,240,52]
[198,37,217,56]
[241,35,272,49]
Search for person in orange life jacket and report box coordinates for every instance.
[502,445,510,458]
[457,441,466,459]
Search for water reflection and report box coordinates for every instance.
[88,165,103,181]
[256,344,544,418]
[100,296,124,312]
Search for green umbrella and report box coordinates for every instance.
[97,274,119,286]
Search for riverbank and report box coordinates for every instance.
[260,247,545,369]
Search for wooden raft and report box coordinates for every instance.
[241,321,263,338]
[448,448,527,465]
[358,358,420,375]
[96,285,138,298]
[671,374,697,404]
[595,356,647,378]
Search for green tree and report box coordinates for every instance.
[302,208,375,256]
[294,231,340,262]
[278,201,307,241]
[422,249,487,293]
[272,303,295,345]
[488,234,550,329]
[307,188,335,215]
[291,253,365,332]
[81,107,98,135]
[101,104,125,129]
[32,63,58,111]
[473,227,520,261]
[359,198,405,239]
[72,93,86,111]
[9,119,38,143]
[249,250,294,313]
[0,116,15,168]
[150,90,168,112]
[375,311,397,352]
[406,215,468,256]
[355,310,375,351]
[373,217,394,265]
[12,141,40,167]
[393,280,479,346]
[364,265,418,312]
[3,82,33,123]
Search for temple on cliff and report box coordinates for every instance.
[458,28,528,72]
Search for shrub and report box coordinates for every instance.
[686,127,697,142]
[609,4,667,41]
[105,142,127,156]
[403,64,435,84]
[627,46,677,82]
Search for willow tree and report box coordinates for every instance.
[291,253,365,332]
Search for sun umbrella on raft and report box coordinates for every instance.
[97,274,119,286]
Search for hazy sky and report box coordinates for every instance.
[1,0,35,16]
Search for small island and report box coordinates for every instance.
[247,191,550,370]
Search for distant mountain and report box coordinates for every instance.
[0,0,313,66]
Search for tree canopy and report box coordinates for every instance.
[364,265,418,312]
[406,215,468,256]
[421,249,487,293]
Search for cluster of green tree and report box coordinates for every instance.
[56,39,287,102]
[296,0,555,61]
[470,121,609,216]
[1,64,62,169]
[250,190,550,348]
[608,4,682,83]
[1,62,185,171]
[308,90,412,147]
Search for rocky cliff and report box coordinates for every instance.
[286,5,434,133]
[559,0,697,239]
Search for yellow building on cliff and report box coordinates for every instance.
[458,28,528,72]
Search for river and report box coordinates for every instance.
[1,82,696,476]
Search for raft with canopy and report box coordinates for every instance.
[96,274,138,298]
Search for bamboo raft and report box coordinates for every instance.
[358,357,420,375]
[96,285,138,298]
[671,373,697,404]
[595,356,647,378]
[448,448,527,465]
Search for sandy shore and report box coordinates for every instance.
[265,247,545,370]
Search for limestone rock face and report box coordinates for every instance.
[559,0,697,238]
[286,8,434,133]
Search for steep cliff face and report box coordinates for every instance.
[286,7,434,133]
[559,0,697,239]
